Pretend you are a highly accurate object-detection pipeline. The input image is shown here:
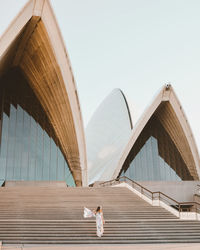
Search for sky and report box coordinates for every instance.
[1,0,200,151]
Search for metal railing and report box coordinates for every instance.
[100,176,200,214]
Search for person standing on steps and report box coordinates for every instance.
[93,206,105,237]
[83,205,105,237]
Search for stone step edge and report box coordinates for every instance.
[0,219,182,222]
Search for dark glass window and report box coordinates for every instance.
[120,116,193,181]
[0,68,75,186]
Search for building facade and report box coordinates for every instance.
[1,0,200,187]
[0,0,87,186]
[114,85,200,181]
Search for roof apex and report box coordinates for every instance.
[33,0,46,17]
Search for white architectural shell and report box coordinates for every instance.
[113,85,200,181]
[86,89,133,184]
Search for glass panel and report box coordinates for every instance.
[0,180,4,186]
[50,138,57,180]
[21,111,30,180]
[0,113,9,179]
[57,149,65,181]
[64,161,70,180]
[66,172,76,187]
[159,156,165,181]
[141,144,147,181]
[151,136,160,181]
[13,105,23,180]
[0,69,75,185]
[35,125,43,181]
[43,130,50,180]
[147,137,154,181]
[6,104,17,180]
[28,117,37,180]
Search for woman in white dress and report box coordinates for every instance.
[83,206,105,237]
[94,206,105,237]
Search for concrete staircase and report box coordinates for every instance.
[0,185,200,244]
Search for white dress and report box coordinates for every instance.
[83,207,104,237]
[83,207,94,218]
[95,212,104,237]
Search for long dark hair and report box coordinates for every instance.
[96,206,101,212]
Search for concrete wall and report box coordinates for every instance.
[5,181,67,187]
[138,181,200,202]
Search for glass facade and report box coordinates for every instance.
[120,116,193,181]
[0,68,75,186]
[86,89,133,184]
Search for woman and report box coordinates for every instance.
[83,206,105,237]
[94,206,105,237]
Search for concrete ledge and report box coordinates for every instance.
[5,181,67,187]
[2,244,200,250]
[159,200,179,217]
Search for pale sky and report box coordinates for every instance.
[1,0,200,151]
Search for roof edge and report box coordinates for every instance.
[0,0,33,59]
[39,0,88,185]
[118,89,133,130]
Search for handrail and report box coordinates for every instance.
[100,176,200,214]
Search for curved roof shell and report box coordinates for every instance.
[0,0,87,186]
[113,85,200,180]
[86,89,133,184]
